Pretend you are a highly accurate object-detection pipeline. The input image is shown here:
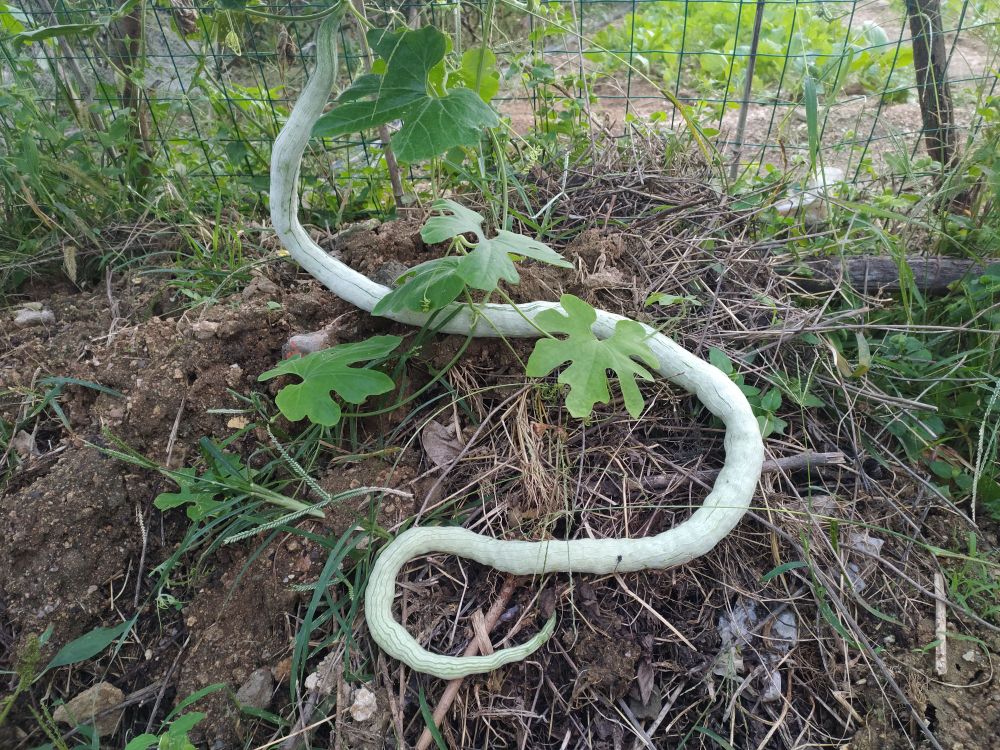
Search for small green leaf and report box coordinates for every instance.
[757,414,788,438]
[454,46,500,102]
[156,711,204,750]
[373,257,466,315]
[708,347,734,375]
[45,618,135,671]
[761,560,808,582]
[123,734,158,750]
[759,388,782,413]
[852,331,872,377]
[645,292,701,307]
[224,29,241,56]
[526,295,658,419]
[258,336,401,426]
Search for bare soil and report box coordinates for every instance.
[1,219,998,749]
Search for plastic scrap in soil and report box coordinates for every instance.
[420,419,465,469]
[773,167,845,223]
[844,530,885,594]
[349,686,378,722]
[714,599,798,703]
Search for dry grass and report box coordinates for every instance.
[3,135,995,750]
[332,140,998,750]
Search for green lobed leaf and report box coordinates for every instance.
[526,295,658,419]
[312,26,498,162]
[457,243,521,291]
[491,230,573,268]
[420,199,486,244]
[379,202,570,313]
[154,468,223,521]
[455,232,570,291]
[390,89,498,162]
[257,336,401,426]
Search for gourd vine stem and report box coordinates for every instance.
[269,7,764,679]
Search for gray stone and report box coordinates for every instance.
[235,667,274,710]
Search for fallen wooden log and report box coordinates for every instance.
[783,255,988,294]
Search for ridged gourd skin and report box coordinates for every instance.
[269,10,765,680]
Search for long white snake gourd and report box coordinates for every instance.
[270,11,765,680]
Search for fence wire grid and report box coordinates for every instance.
[2,0,998,217]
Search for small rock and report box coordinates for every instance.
[372,261,410,287]
[962,649,978,663]
[282,324,338,358]
[235,667,274,710]
[271,657,293,685]
[349,686,377,722]
[190,320,220,340]
[13,308,55,328]
[225,363,244,387]
[52,682,124,737]
[241,274,281,300]
[332,218,380,247]
[11,430,39,460]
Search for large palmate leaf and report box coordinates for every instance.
[374,200,572,315]
[258,336,401,426]
[526,295,659,419]
[312,26,498,162]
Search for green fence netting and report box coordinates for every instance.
[1,0,998,218]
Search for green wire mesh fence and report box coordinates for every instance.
[1,0,998,218]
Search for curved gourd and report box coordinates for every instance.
[269,11,764,680]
